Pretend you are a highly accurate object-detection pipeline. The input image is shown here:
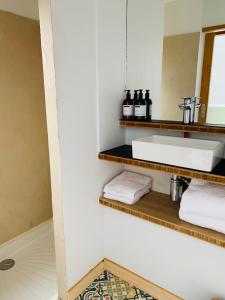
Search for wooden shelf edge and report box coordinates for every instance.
[98,153,225,186]
[119,120,225,135]
[100,193,225,248]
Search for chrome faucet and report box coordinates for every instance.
[179,97,191,124]
[179,96,201,124]
[170,175,191,202]
[190,96,201,123]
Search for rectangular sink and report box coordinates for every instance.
[132,135,224,172]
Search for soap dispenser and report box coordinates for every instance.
[134,89,146,120]
[145,90,152,120]
[122,90,133,120]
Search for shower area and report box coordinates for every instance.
[0,1,57,299]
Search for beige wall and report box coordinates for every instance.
[0,11,52,244]
[160,32,200,121]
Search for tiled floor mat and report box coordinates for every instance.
[75,270,157,300]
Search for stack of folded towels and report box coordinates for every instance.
[179,179,225,234]
[103,171,152,205]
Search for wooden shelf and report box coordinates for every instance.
[100,191,225,248]
[120,119,225,135]
[99,145,225,185]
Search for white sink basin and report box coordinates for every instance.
[132,135,224,172]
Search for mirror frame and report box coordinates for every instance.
[199,24,225,122]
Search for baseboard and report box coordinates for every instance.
[104,258,183,300]
[68,259,105,300]
[68,258,183,300]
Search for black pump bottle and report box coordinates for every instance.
[122,90,133,120]
[145,90,152,120]
[134,89,147,120]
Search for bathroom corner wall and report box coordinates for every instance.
[41,0,225,298]
[0,11,52,245]
[49,0,126,290]
[104,1,225,299]
[125,0,171,193]
[97,0,126,151]
[126,0,164,119]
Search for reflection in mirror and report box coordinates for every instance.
[160,0,202,122]
[126,0,225,125]
[203,32,225,124]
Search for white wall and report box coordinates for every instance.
[0,0,39,20]
[164,0,225,36]
[43,0,225,298]
[126,0,164,119]
[164,0,203,36]
[104,1,225,300]
[104,208,225,300]
[97,0,126,151]
[50,0,126,290]
[203,0,225,27]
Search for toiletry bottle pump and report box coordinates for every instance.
[134,89,146,120]
[145,90,152,120]
[122,90,133,120]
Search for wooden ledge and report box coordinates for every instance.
[100,192,225,248]
[119,119,225,135]
[99,145,225,186]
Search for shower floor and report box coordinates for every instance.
[0,220,57,300]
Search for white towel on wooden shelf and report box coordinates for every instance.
[179,210,225,234]
[103,171,152,204]
[104,186,150,205]
[179,179,225,220]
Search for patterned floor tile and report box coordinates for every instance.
[75,271,157,300]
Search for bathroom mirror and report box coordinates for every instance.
[126,0,225,125]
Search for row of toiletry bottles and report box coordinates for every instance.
[122,89,152,120]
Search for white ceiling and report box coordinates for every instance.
[0,0,39,20]
[164,0,178,3]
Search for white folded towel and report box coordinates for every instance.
[104,186,150,205]
[103,171,152,205]
[179,179,225,220]
[179,211,225,235]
